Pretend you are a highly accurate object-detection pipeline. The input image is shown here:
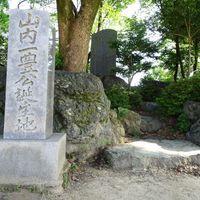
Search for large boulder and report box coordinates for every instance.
[184,101,200,123]
[101,75,128,89]
[54,71,124,160]
[187,119,200,146]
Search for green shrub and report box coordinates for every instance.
[138,78,169,102]
[117,107,130,120]
[157,75,200,117]
[129,88,142,110]
[105,85,131,110]
[55,51,64,70]
[176,113,191,133]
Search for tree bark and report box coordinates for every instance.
[175,36,185,79]
[174,36,179,82]
[193,38,199,73]
[56,0,102,72]
[174,62,178,82]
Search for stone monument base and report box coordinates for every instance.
[0,133,66,187]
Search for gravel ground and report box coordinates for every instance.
[1,167,200,200]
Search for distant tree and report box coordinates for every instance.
[114,18,158,87]
[0,0,8,67]
[142,0,200,80]
[94,0,134,32]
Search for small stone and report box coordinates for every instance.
[187,119,200,146]
[184,101,200,123]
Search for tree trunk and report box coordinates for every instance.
[174,62,178,82]
[175,36,185,78]
[193,38,199,73]
[56,0,102,72]
[97,1,103,32]
[174,36,179,82]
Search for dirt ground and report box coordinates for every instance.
[1,167,200,200]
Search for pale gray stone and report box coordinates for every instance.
[140,116,163,133]
[105,139,200,170]
[4,9,53,140]
[0,133,66,186]
[91,29,117,76]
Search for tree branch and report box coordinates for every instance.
[72,1,78,17]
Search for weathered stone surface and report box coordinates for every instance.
[140,116,163,133]
[120,109,141,136]
[4,9,53,140]
[101,75,128,89]
[0,133,66,186]
[109,110,125,144]
[187,119,200,146]
[54,71,124,160]
[105,139,200,170]
[91,29,117,77]
[184,101,200,123]
[0,9,66,189]
[141,102,159,113]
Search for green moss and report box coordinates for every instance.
[131,128,141,138]
[0,185,21,192]
[0,185,48,194]
[98,138,112,146]
[79,143,90,152]
[68,92,102,103]
[62,172,69,189]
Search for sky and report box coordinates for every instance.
[9,0,20,9]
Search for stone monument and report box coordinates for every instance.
[91,29,117,77]
[0,9,66,187]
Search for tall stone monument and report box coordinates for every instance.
[91,29,117,77]
[0,9,66,187]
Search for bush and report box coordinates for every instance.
[157,75,200,117]
[105,85,130,110]
[176,113,191,133]
[55,51,64,70]
[129,88,142,110]
[117,107,130,120]
[138,78,169,102]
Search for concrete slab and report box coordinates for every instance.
[0,133,66,186]
[105,139,200,170]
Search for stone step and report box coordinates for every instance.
[105,139,200,170]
